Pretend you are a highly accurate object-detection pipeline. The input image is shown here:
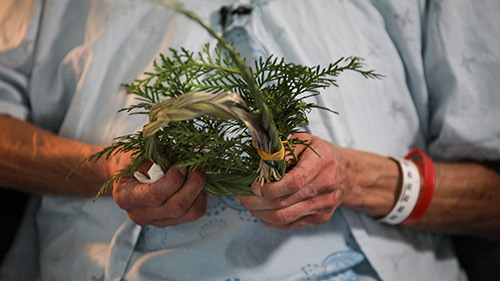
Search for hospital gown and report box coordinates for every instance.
[1,0,499,280]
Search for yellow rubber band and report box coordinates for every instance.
[256,140,287,161]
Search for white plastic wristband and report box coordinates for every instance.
[378,158,421,225]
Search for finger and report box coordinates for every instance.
[159,169,206,218]
[236,195,277,211]
[113,164,187,209]
[254,149,322,200]
[249,191,338,226]
[285,134,309,162]
[126,170,206,224]
[236,185,323,211]
[288,133,311,154]
[250,133,314,199]
[257,136,337,201]
[149,192,209,227]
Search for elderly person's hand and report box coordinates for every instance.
[112,160,208,227]
[235,133,354,230]
[235,133,397,230]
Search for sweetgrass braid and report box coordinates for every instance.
[148,0,287,194]
[143,91,287,195]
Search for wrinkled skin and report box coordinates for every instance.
[112,133,353,230]
[235,133,354,230]
[112,161,208,227]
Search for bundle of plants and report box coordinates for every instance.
[87,2,380,201]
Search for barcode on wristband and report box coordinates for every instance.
[378,158,421,225]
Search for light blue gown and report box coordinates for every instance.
[1,0,499,280]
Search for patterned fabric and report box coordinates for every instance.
[122,196,371,281]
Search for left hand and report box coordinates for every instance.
[112,161,208,227]
[235,133,355,230]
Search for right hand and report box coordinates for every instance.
[112,161,208,227]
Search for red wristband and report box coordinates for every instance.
[400,149,435,225]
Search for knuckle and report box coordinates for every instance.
[151,219,174,228]
[269,200,283,210]
[185,205,206,222]
[113,197,127,210]
[165,200,189,218]
[191,171,207,186]
[128,213,148,226]
[272,223,291,231]
[113,188,129,210]
[314,214,331,225]
[272,210,292,225]
[145,187,168,207]
[260,186,275,200]
[194,203,207,217]
[151,220,168,228]
[289,172,307,192]
[271,198,290,209]
[146,194,165,207]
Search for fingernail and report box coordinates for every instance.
[179,167,187,176]
[251,183,262,197]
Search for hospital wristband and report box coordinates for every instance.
[401,149,436,225]
[378,158,421,225]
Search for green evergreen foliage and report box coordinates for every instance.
[87,2,381,201]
